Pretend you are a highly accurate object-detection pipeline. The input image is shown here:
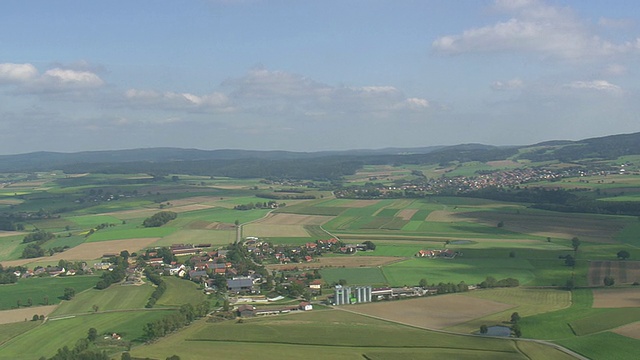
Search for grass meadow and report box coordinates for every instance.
[51,283,155,316]
[319,267,387,286]
[0,276,99,310]
[131,309,569,360]
[154,276,208,307]
[0,310,175,360]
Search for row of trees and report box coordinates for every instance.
[145,269,166,308]
[143,302,210,340]
[95,256,127,290]
[478,276,520,289]
[142,211,177,227]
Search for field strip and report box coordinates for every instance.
[100,204,215,219]
[0,305,58,325]
[592,288,640,308]
[612,321,640,340]
[0,238,159,267]
[340,294,514,330]
[333,307,588,359]
[264,256,403,271]
[251,213,333,226]
[0,231,24,238]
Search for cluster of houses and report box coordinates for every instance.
[12,265,88,279]
[244,236,372,265]
[415,248,457,259]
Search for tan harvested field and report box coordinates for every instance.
[0,238,159,267]
[425,210,456,222]
[0,305,58,324]
[153,230,235,247]
[243,224,310,238]
[588,261,640,286]
[101,204,215,220]
[187,221,235,230]
[343,294,513,330]
[592,288,640,308]
[0,231,23,238]
[487,160,520,167]
[265,256,401,271]
[612,321,640,340]
[256,213,332,226]
[0,199,22,205]
[6,180,50,188]
[396,209,418,220]
[428,210,626,242]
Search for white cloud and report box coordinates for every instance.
[0,62,105,93]
[432,0,640,61]
[41,68,104,88]
[125,88,231,111]
[564,80,622,94]
[0,63,38,83]
[492,78,524,91]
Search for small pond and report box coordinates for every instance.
[486,326,512,337]
[449,240,473,245]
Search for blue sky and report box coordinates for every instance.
[1,0,639,154]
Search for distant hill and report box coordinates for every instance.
[1,132,639,176]
[517,132,640,162]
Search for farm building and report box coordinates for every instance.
[227,277,256,293]
[334,285,372,305]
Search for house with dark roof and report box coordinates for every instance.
[227,277,255,293]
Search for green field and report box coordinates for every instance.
[155,276,208,307]
[446,288,572,334]
[0,276,99,310]
[0,310,175,360]
[131,309,569,360]
[383,258,536,287]
[320,267,387,286]
[51,283,155,316]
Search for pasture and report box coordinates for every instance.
[51,283,155,316]
[265,256,401,271]
[154,276,208,307]
[382,258,536,287]
[0,276,98,311]
[132,309,555,360]
[0,310,175,360]
[320,267,387,286]
[446,288,572,334]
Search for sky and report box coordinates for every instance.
[1,0,640,155]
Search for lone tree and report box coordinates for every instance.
[571,237,581,252]
[510,312,521,323]
[604,276,615,286]
[87,327,98,342]
[480,324,488,334]
[565,278,575,290]
[419,278,428,288]
[63,287,75,300]
[617,250,630,260]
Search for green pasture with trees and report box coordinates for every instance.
[0,276,98,310]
